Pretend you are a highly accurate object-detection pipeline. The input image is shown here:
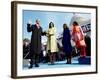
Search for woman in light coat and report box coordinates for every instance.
[46,22,58,65]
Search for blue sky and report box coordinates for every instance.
[23,10,90,43]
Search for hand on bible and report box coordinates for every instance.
[43,31,47,35]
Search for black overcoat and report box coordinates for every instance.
[27,24,44,56]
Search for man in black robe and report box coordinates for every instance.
[27,19,46,68]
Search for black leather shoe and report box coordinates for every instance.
[28,65,33,69]
[35,64,39,67]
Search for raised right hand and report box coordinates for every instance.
[28,19,32,25]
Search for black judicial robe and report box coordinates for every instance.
[27,24,45,57]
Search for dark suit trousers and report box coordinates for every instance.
[30,53,39,65]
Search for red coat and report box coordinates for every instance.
[72,25,86,47]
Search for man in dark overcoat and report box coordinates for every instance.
[27,19,46,68]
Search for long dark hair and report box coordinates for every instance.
[49,22,54,28]
[73,21,79,26]
[63,23,68,29]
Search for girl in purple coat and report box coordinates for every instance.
[62,23,72,64]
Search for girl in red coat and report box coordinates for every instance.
[72,21,86,57]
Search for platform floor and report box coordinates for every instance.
[23,57,90,69]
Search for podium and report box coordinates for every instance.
[78,56,91,64]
